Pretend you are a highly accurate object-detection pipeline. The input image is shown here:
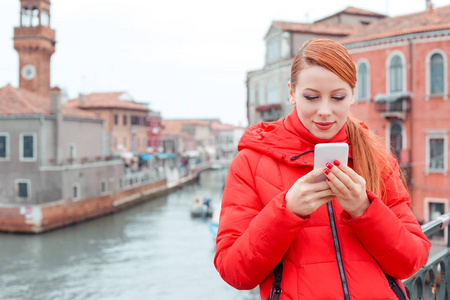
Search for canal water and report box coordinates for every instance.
[0,168,260,300]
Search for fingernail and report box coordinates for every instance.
[333,160,341,166]
[324,168,331,175]
[326,162,333,169]
[326,177,331,182]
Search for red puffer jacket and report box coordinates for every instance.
[214,109,431,300]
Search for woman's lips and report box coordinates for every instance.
[314,122,334,130]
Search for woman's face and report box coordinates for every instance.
[288,65,355,140]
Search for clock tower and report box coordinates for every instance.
[14,0,56,97]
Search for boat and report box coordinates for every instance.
[190,196,213,218]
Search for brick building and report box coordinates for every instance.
[67,92,150,155]
[247,3,450,227]
[342,4,450,225]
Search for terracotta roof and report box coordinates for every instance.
[341,5,450,45]
[163,119,219,127]
[0,84,100,119]
[67,92,149,112]
[314,6,386,23]
[161,129,194,139]
[211,122,246,131]
[162,119,243,134]
[272,20,362,37]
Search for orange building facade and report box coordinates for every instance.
[344,6,450,224]
[67,92,150,155]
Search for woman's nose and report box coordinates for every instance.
[317,101,332,117]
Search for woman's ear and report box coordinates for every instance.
[288,81,296,105]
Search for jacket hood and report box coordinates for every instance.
[238,108,351,167]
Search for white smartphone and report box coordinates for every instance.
[314,143,349,182]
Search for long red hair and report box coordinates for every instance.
[290,39,401,202]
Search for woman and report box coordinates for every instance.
[214,39,430,299]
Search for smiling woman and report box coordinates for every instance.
[288,65,354,140]
[214,39,431,300]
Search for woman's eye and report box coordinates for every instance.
[333,96,345,101]
[304,95,318,100]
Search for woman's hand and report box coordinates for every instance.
[285,168,336,218]
[324,160,370,218]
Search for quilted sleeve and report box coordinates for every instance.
[214,149,308,290]
[340,162,431,279]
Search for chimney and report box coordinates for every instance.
[50,87,61,115]
[79,93,86,105]
[426,0,433,12]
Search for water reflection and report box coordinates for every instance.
[0,168,259,300]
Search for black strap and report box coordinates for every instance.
[384,273,407,300]
[268,261,407,300]
[268,261,283,300]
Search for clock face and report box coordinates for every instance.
[21,64,36,81]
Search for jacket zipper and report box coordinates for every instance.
[327,202,350,300]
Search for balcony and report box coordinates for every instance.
[403,212,450,299]
[374,92,412,120]
[256,104,282,122]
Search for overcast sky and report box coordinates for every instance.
[1,0,449,126]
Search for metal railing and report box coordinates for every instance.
[403,212,450,299]
[120,169,166,190]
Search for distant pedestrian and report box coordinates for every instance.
[214,39,430,299]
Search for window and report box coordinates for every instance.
[114,114,118,125]
[426,131,447,173]
[21,7,31,27]
[23,136,34,158]
[131,115,140,125]
[41,10,49,27]
[267,81,279,104]
[430,53,444,95]
[101,179,107,195]
[123,137,127,148]
[0,133,9,160]
[73,183,80,201]
[356,61,370,101]
[425,198,449,243]
[389,122,403,161]
[429,138,444,170]
[123,115,127,126]
[430,202,445,237]
[16,180,30,198]
[20,133,37,161]
[31,8,39,27]
[389,121,407,162]
[267,39,280,63]
[389,55,403,93]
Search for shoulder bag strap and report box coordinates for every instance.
[268,260,283,300]
[384,273,407,300]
